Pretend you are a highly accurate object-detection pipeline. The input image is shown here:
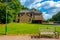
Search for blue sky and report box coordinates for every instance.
[20,0,60,20]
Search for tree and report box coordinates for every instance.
[0,2,6,23]
[21,5,29,10]
[0,0,22,23]
[31,8,37,11]
[51,11,60,21]
[0,0,12,2]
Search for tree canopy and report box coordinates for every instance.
[31,8,37,11]
[21,5,29,10]
[51,11,60,21]
[0,0,22,23]
[47,11,60,22]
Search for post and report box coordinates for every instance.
[5,0,8,35]
[5,13,8,35]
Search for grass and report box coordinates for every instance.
[0,23,60,35]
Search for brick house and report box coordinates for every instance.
[15,10,44,23]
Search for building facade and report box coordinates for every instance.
[15,10,44,23]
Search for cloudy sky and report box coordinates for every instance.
[20,0,60,20]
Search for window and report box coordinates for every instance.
[30,14,32,16]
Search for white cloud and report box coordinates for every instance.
[20,0,60,20]
[28,0,43,9]
[49,1,56,7]
[29,1,56,9]
[28,3,41,9]
[36,3,41,7]
[43,12,52,20]
[33,0,42,4]
[40,1,60,19]
[41,1,56,9]
[20,0,26,5]
[55,4,60,7]
[41,1,60,9]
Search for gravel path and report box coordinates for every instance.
[0,35,60,40]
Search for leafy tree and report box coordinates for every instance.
[51,11,60,21]
[0,2,6,23]
[47,11,60,22]
[21,5,29,10]
[31,8,37,11]
[48,11,60,21]
[0,0,11,2]
[0,0,22,23]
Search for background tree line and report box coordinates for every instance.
[0,0,29,24]
[47,11,60,22]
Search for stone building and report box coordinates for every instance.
[15,10,44,23]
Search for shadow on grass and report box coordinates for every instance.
[0,33,6,35]
[42,24,54,25]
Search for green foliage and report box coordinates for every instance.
[0,0,6,2]
[0,0,12,2]
[0,0,22,23]
[47,11,60,22]
[21,5,29,10]
[31,8,37,11]
[0,2,6,23]
[46,18,52,22]
[52,11,60,21]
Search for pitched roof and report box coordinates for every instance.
[20,10,42,14]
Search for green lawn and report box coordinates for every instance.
[0,23,60,35]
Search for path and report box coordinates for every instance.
[0,35,60,40]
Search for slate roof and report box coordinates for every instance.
[20,10,42,14]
